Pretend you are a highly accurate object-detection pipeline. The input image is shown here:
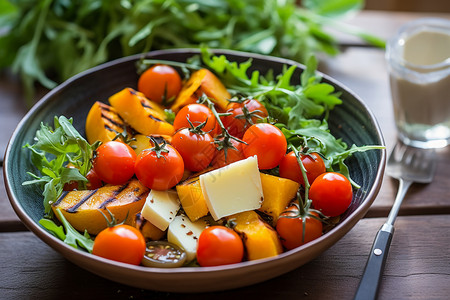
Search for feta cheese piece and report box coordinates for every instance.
[199,156,263,220]
[140,189,180,231]
[167,214,209,262]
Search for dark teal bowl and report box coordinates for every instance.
[4,49,386,292]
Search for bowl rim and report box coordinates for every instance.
[3,48,386,277]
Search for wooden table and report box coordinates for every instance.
[1,10,449,299]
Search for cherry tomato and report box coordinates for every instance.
[134,143,184,190]
[241,123,287,170]
[309,172,353,217]
[196,226,244,267]
[210,138,245,168]
[279,152,326,186]
[171,129,215,172]
[221,99,268,138]
[85,168,103,189]
[92,224,146,265]
[276,206,323,250]
[137,64,182,105]
[93,141,136,185]
[173,104,216,132]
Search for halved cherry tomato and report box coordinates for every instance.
[171,129,215,172]
[276,205,323,250]
[93,141,136,185]
[221,99,268,138]
[196,226,244,267]
[241,123,287,170]
[210,138,245,168]
[279,151,326,186]
[134,142,184,190]
[173,104,216,132]
[309,172,353,217]
[141,241,187,268]
[137,64,182,105]
[92,224,146,265]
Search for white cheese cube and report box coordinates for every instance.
[140,189,180,231]
[167,215,209,262]
[199,156,263,221]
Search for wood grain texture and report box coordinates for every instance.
[0,216,449,299]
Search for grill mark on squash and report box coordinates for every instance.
[101,114,124,129]
[149,115,163,122]
[140,101,154,110]
[54,191,69,206]
[66,189,99,213]
[135,190,148,203]
[98,181,130,209]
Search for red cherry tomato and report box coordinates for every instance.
[134,143,184,190]
[309,172,353,217]
[210,138,245,168]
[279,151,326,186]
[241,123,287,170]
[171,129,215,172]
[93,141,136,185]
[137,64,182,105]
[92,224,146,265]
[173,104,216,132]
[196,226,244,267]
[85,168,103,189]
[221,99,268,138]
[63,167,102,191]
[276,206,323,250]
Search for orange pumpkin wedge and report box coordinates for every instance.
[227,210,283,261]
[85,101,126,144]
[171,69,230,112]
[52,179,148,235]
[109,88,174,136]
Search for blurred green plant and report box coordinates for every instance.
[0,0,384,104]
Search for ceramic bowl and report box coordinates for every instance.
[4,49,385,292]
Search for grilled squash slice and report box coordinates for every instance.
[109,88,174,136]
[85,101,125,144]
[131,212,166,241]
[227,210,283,261]
[52,179,149,235]
[176,179,209,222]
[170,68,230,112]
[258,173,299,226]
[129,133,172,155]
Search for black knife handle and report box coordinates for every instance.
[354,225,394,300]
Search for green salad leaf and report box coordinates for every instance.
[23,116,98,215]
[0,0,383,104]
[39,209,94,253]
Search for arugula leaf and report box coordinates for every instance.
[39,209,94,253]
[23,116,94,215]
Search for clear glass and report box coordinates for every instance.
[386,18,450,149]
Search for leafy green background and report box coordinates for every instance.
[0,0,383,102]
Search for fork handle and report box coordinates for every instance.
[353,224,394,300]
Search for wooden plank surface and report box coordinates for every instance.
[1,216,449,299]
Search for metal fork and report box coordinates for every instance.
[354,142,437,300]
